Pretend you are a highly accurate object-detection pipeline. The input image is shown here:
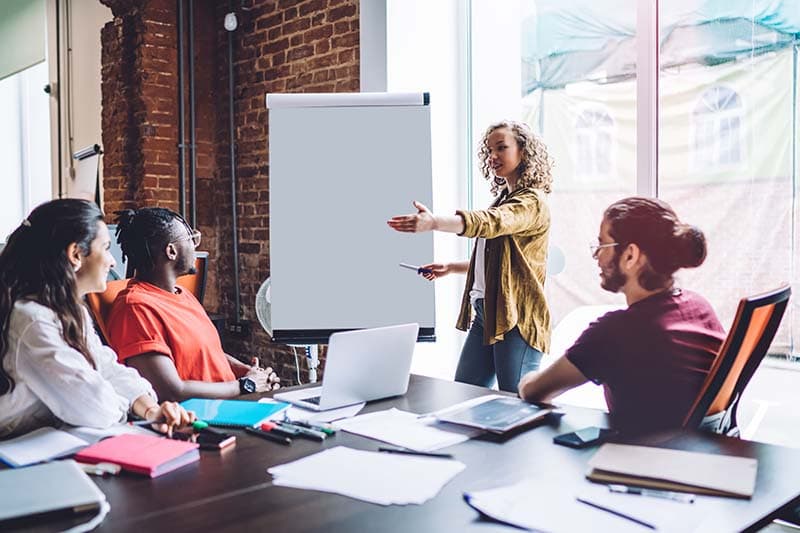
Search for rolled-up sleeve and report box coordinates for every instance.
[15,316,138,429]
[457,190,548,239]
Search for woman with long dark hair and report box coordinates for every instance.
[0,199,193,438]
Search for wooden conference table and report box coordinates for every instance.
[18,375,800,532]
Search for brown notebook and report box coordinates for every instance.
[586,443,758,499]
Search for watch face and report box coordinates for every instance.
[240,377,256,394]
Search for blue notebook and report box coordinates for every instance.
[180,399,290,428]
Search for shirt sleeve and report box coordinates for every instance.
[457,190,549,239]
[85,309,156,404]
[14,315,133,428]
[107,301,173,363]
[564,310,626,385]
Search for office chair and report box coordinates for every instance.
[683,284,791,437]
[85,279,129,344]
[87,252,211,343]
[177,251,209,305]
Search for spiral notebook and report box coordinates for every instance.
[180,398,290,428]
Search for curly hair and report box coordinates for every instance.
[478,120,554,196]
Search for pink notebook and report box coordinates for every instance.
[74,434,199,478]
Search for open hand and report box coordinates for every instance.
[387,201,436,233]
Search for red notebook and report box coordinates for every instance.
[74,434,199,478]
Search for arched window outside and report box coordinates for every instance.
[692,86,743,169]
[574,108,614,179]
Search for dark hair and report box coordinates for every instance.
[604,197,707,291]
[114,207,190,276]
[0,199,104,395]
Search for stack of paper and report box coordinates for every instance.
[259,398,365,423]
[333,408,481,451]
[465,477,714,532]
[268,446,465,505]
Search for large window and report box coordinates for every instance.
[0,61,52,243]
[376,0,800,375]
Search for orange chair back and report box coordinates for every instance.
[683,284,791,434]
[176,252,209,305]
[85,279,129,344]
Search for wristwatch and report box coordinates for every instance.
[238,376,256,395]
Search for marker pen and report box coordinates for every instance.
[399,262,433,275]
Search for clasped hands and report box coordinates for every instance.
[247,357,281,392]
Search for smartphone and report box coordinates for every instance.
[197,428,237,450]
[553,427,618,449]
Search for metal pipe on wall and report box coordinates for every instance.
[227,1,241,320]
[188,0,197,228]
[177,0,186,217]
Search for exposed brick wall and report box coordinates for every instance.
[99,0,360,384]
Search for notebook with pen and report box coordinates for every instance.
[180,398,290,428]
[74,434,199,478]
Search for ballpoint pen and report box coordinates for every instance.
[377,446,454,459]
[608,484,696,504]
[576,497,656,530]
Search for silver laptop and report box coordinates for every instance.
[0,460,106,525]
[274,323,419,411]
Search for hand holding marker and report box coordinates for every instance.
[399,263,433,275]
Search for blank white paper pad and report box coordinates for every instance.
[268,446,464,505]
[334,408,481,451]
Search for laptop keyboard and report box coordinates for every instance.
[303,396,321,405]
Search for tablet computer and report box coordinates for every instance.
[435,395,553,434]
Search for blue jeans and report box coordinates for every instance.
[454,299,543,393]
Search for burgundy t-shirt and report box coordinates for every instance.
[565,289,725,433]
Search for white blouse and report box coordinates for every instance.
[0,300,155,438]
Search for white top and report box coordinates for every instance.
[0,300,155,438]
[469,238,487,304]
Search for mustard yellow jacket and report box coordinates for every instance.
[455,187,551,353]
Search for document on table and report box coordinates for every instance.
[259,398,365,423]
[0,427,89,467]
[465,477,716,532]
[268,446,465,505]
[333,408,482,451]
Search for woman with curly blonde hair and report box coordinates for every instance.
[388,120,554,391]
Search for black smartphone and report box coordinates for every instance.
[197,428,237,450]
[553,427,617,449]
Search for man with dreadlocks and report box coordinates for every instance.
[106,207,280,401]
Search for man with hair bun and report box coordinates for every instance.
[519,197,725,433]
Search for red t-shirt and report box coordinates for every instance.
[107,280,236,383]
[565,289,725,433]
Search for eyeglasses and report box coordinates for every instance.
[589,242,618,258]
[172,230,201,248]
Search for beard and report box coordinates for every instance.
[600,260,627,293]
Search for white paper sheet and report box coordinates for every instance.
[465,478,717,532]
[333,408,482,451]
[258,398,365,423]
[268,446,464,506]
[0,427,88,467]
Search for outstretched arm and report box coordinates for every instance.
[387,201,465,234]
[518,356,589,403]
